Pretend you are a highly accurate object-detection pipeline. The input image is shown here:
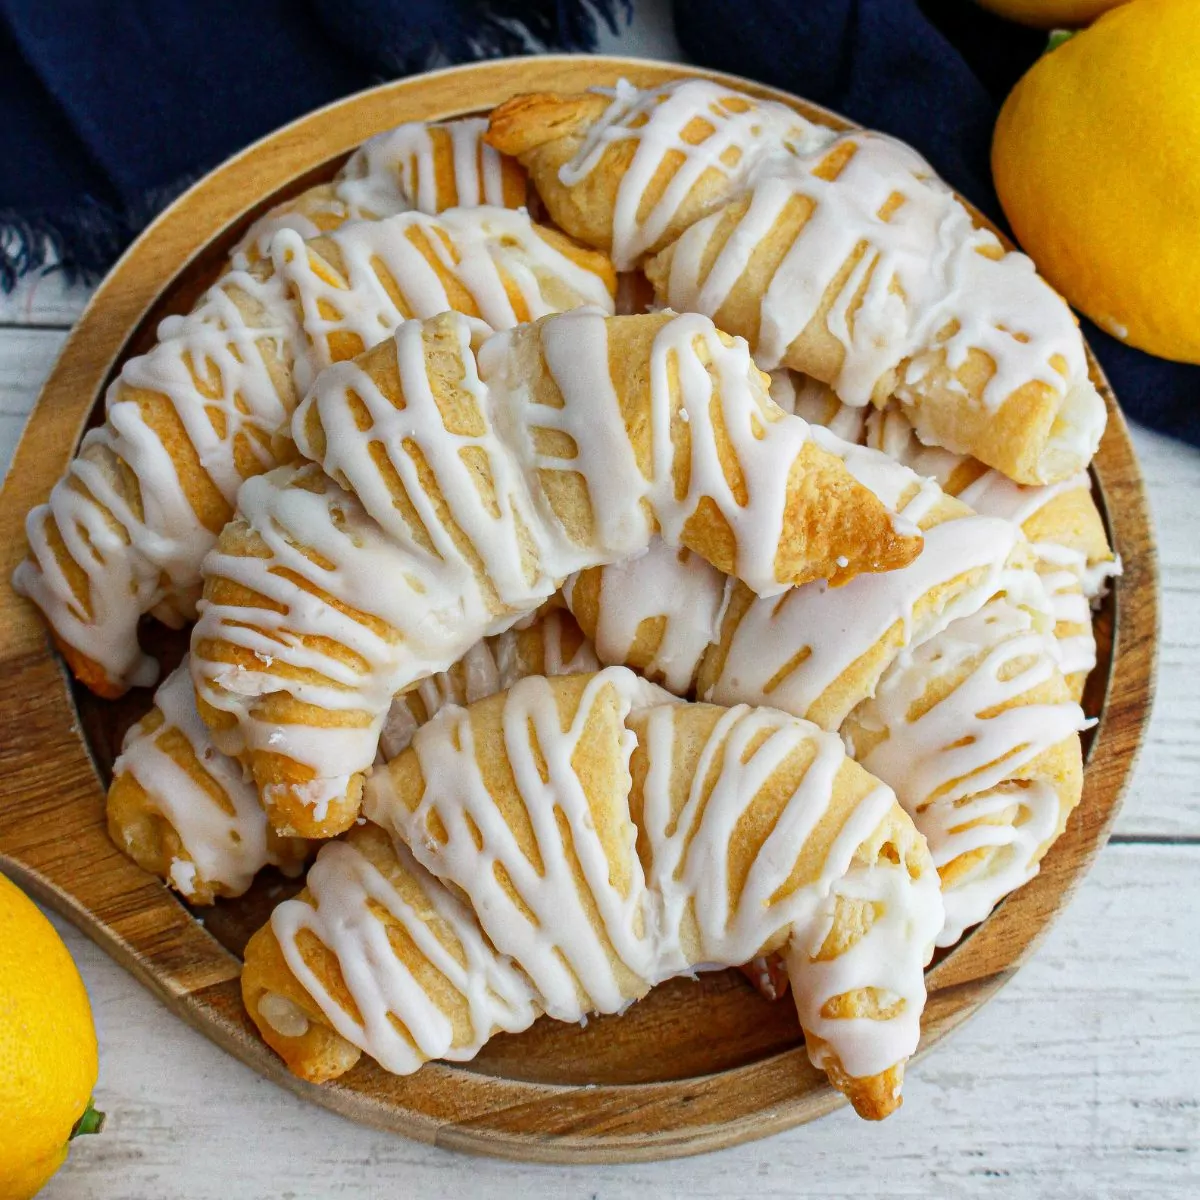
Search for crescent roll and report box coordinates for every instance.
[786,380,1117,698]
[15,207,615,697]
[241,668,943,1120]
[107,610,596,901]
[487,78,827,270]
[107,660,308,904]
[646,131,1107,485]
[191,309,921,838]
[234,115,527,264]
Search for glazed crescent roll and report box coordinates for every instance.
[191,309,921,838]
[841,596,1085,946]
[234,115,527,263]
[106,609,596,902]
[107,660,309,904]
[787,380,1117,698]
[567,438,1023,724]
[487,78,827,270]
[14,206,615,697]
[241,669,944,1120]
[645,130,1107,485]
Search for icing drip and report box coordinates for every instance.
[563,546,730,694]
[655,130,1104,470]
[14,269,299,689]
[636,700,941,1078]
[559,79,830,270]
[484,308,832,596]
[850,598,1086,946]
[706,511,1020,726]
[275,206,614,378]
[235,117,517,262]
[348,667,941,1083]
[111,660,282,897]
[960,468,1120,677]
[271,836,539,1072]
[367,671,672,1017]
[379,609,600,758]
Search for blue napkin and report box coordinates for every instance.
[1,0,1194,444]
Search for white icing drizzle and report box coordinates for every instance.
[235,117,516,263]
[111,659,281,897]
[960,468,1120,677]
[275,206,614,379]
[195,309,890,815]
[342,666,942,1083]
[559,79,830,270]
[271,835,539,1072]
[563,546,730,694]
[483,308,831,596]
[705,511,1020,726]
[379,609,600,759]
[14,269,299,689]
[655,130,1105,470]
[18,204,610,693]
[337,116,512,216]
[636,700,942,1078]
[367,671,671,1018]
[850,598,1086,946]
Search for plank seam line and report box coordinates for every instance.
[1108,834,1200,846]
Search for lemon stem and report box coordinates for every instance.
[70,1099,106,1139]
[1046,29,1077,52]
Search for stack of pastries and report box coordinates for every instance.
[14,80,1119,1123]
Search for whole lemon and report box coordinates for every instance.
[0,872,102,1199]
[993,0,1200,362]
[973,0,1128,28]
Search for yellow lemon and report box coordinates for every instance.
[993,0,1200,362]
[973,0,1128,28]
[0,872,102,1199]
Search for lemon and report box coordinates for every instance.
[0,872,102,1199]
[973,0,1128,28]
[993,0,1200,362]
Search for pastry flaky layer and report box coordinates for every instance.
[106,609,595,904]
[12,117,600,700]
[241,668,944,1120]
[487,78,1108,488]
[190,308,920,840]
[107,659,309,904]
[777,373,1118,700]
[234,115,528,264]
[564,414,1093,945]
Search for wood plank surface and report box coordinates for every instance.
[37,844,1200,1200]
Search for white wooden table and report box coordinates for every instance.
[4,16,1198,1198]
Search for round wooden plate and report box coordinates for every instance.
[0,56,1158,1163]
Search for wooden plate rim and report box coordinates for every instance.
[0,54,1159,1163]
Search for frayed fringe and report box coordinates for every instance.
[1,0,631,292]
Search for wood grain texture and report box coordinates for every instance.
[0,56,1159,1163]
[40,845,1200,1199]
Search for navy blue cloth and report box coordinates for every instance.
[1,0,1194,444]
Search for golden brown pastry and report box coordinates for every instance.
[242,668,944,1119]
[107,659,308,904]
[487,78,824,269]
[191,308,921,839]
[645,129,1107,485]
[235,115,527,263]
[14,206,615,697]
